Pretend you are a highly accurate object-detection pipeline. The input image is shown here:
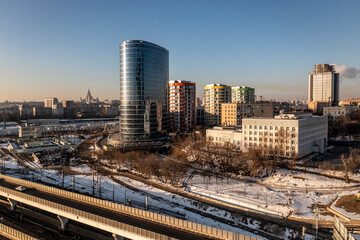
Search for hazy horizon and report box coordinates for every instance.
[1,0,359,102]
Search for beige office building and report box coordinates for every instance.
[323,106,359,119]
[207,113,328,158]
[221,102,280,126]
[242,113,327,158]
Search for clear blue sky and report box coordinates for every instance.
[1,0,359,102]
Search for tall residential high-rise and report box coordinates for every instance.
[169,80,196,132]
[231,86,255,103]
[44,98,58,108]
[119,40,169,142]
[204,84,231,126]
[308,64,340,106]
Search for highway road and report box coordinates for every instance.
[0,178,221,240]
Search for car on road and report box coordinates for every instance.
[15,186,26,192]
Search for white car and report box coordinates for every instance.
[15,186,26,192]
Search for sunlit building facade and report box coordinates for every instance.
[231,86,255,103]
[169,80,196,132]
[308,64,339,106]
[119,40,169,142]
[204,84,231,126]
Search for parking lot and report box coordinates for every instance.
[308,142,360,170]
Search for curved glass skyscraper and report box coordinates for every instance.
[119,40,169,142]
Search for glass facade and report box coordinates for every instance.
[120,40,169,142]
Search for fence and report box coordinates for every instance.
[0,186,176,240]
[333,216,356,240]
[0,223,38,240]
[0,173,262,240]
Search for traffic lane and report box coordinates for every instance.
[0,180,218,240]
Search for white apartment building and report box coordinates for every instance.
[308,64,339,106]
[231,86,255,103]
[206,113,328,158]
[44,97,58,108]
[204,84,231,126]
[206,127,242,147]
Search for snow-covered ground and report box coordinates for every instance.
[296,166,360,182]
[0,154,23,169]
[0,161,266,238]
[186,174,290,217]
[184,169,359,221]
[69,164,93,174]
[5,147,360,238]
[60,135,85,146]
[262,169,357,189]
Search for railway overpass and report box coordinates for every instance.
[0,174,261,240]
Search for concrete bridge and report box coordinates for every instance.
[0,174,261,240]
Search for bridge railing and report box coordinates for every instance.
[0,223,39,240]
[0,174,262,240]
[0,186,177,240]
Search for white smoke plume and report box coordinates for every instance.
[332,64,360,79]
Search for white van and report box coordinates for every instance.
[15,186,26,192]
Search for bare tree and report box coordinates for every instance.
[341,154,350,184]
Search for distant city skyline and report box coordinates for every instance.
[1,0,360,102]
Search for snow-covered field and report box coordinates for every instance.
[186,174,290,217]
[17,169,266,238]
[262,169,357,189]
[4,146,360,238]
[70,164,93,174]
[184,169,360,221]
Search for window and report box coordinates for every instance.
[270,126,273,130]
[292,127,295,131]
[259,126,262,129]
